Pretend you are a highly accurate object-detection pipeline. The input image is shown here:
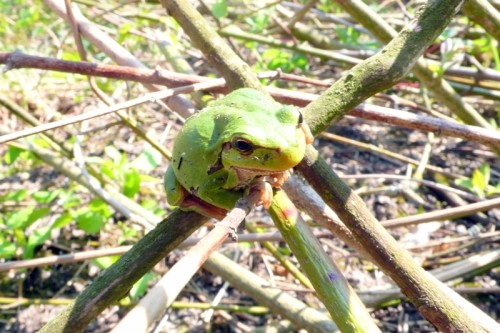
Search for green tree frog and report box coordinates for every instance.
[165,88,313,219]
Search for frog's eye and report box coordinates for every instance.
[298,112,304,125]
[231,137,254,155]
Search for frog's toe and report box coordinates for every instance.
[267,171,290,187]
[180,195,228,220]
[248,180,273,209]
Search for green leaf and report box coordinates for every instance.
[92,255,120,269]
[76,211,105,234]
[471,168,486,194]
[4,146,24,164]
[0,189,27,202]
[479,163,490,188]
[101,160,117,180]
[32,189,61,204]
[31,136,52,148]
[118,223,139,244]
[0,240,16,259]
[262,48,281,61]
[212,0,227,19]
[24,226,52,259]
[245,13,270,33]
[129,272,157,300]
[123,168,141,198]
[118,22,132,44]
[291,53,308,71]
[140,198,158,211]
[104,146,122,164]
[89,198,112,217]
[61,50,81,61]
[6,207,50,229]
[13,229,26,248]
[131,148,162,171]
[263,49,293,72]
[62,192,80,209]
[53,213,73,229]
[490,182,500,195]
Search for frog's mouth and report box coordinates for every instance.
[231,166,290,189]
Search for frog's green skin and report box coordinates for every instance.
[165,88,311,219]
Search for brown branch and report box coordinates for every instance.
[350,103,500,147]
[462,0,500,41]
[0,79,225,144]
[42,0,194,117]
[0,51,213,89]
[0,231,333,272]
[2,51,498,148]
[382,197,500,228]
[112,196,258,332]
[160,0,265,93]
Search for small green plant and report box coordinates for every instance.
[455,163,500,198]
[261,48,308,73]
[0,140,162,260]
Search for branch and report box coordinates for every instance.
[2,52,498,148]
[0,51,215,89]
[42,0,194,117]
[111,197,256,332]
[0,79,225,144]
[268,190,380,332]
[462,0,500,41]
[160,0,265,93]
[330,0,494,131]
[38,210,207,333]
[204,252,339,333]
[297,146,498,332]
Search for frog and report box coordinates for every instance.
[164,88,314,220]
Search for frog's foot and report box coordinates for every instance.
[180,195,228,220]
[247,179,274,209]
[266,170,290,188]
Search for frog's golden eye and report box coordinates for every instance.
[231,137,254,155]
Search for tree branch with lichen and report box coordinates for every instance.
[162,0,498,331]
[332,0,495,134]
[161,0,378,331]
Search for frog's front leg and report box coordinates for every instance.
[197,170,244,211]
[246,179,274,209]
[165,165,187,206]
[165,166,231,219]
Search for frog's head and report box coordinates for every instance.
[220,102,313,175]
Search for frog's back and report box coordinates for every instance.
[209,88,281,116]
[170,88,285,190]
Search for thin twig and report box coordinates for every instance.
[0,79,225,144]
[340,174,480,201]
[382,197,500,228]
[0,231,333,272]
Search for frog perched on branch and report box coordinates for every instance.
[165,88,313,219]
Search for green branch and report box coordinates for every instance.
[462,0,500,41]
[163,0,499,331]
[161,0,265,94]
[332,0,493,131]
[39,210,207,333]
